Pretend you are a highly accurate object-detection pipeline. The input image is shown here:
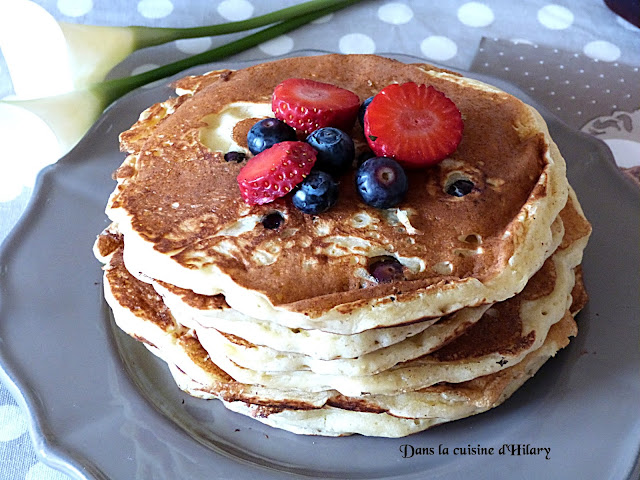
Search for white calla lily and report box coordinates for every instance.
[58,23,138,90]
[4,89,107,155]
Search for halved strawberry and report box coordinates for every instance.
[364,83,463,168]
[272,78,360,135]
[237,141,317,205]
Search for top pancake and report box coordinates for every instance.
[106,54,569,333]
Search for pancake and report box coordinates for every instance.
[95,226,450,361]
[187,304,489,376]
[189,313,580,437]
[96,230,487,375]
[145,208,562,337]
[95,53,592,437]
[104,191,587,390]
[99,241,585,437]
[105,54,570,333]
[97,186,589,435]
[152,278,444,361]
[151,212,582,397]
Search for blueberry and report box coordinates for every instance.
[355,157,408,209]
[292,170,339,214]
[247,118,297,155]
[358,96,374,127]
[262,211,284,230]
[224,151,246,163]
[306,127,355,176]
[368,256,405,283]
[446,179,474,197]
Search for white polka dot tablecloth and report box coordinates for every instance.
[0,1,639,479]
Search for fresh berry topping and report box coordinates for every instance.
[305,127,355,176]
[237,141,317,205]
[292,170,339,214]
[272,78,360,135]
[355,157,408,209]
[262,211,285,230]
[368,256,405,283]
[358,96,374,127]
[247,118,297,155]
[446,178,474,197]
[224,151,246,163]
[364,82,463,168]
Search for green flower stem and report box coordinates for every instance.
[130,0,357,49]
[94,0,361,104]
[57,0,363,89]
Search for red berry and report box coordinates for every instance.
[364,83,463,168]
[272,78,360,135]
[237,141,317,205]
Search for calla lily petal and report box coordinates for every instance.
[59,23,137,89]
[0,0,74,97]
[1,89,107,156]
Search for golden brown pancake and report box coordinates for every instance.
[96,186,589,436]
[99,237,584,436]
[95,54,592,437]
[105,54,570,333]
[211,313,580,437]
[151,279,446,361]
[146,209,581,397]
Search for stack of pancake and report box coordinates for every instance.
[94,54,591,437]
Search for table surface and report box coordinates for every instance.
[0,1,638,479]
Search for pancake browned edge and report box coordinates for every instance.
[95,190,590,437]
[97,245,585,438]
[105,54,571,334]
[215,311,581,437]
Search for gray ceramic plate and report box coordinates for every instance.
[0,52,638,480]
